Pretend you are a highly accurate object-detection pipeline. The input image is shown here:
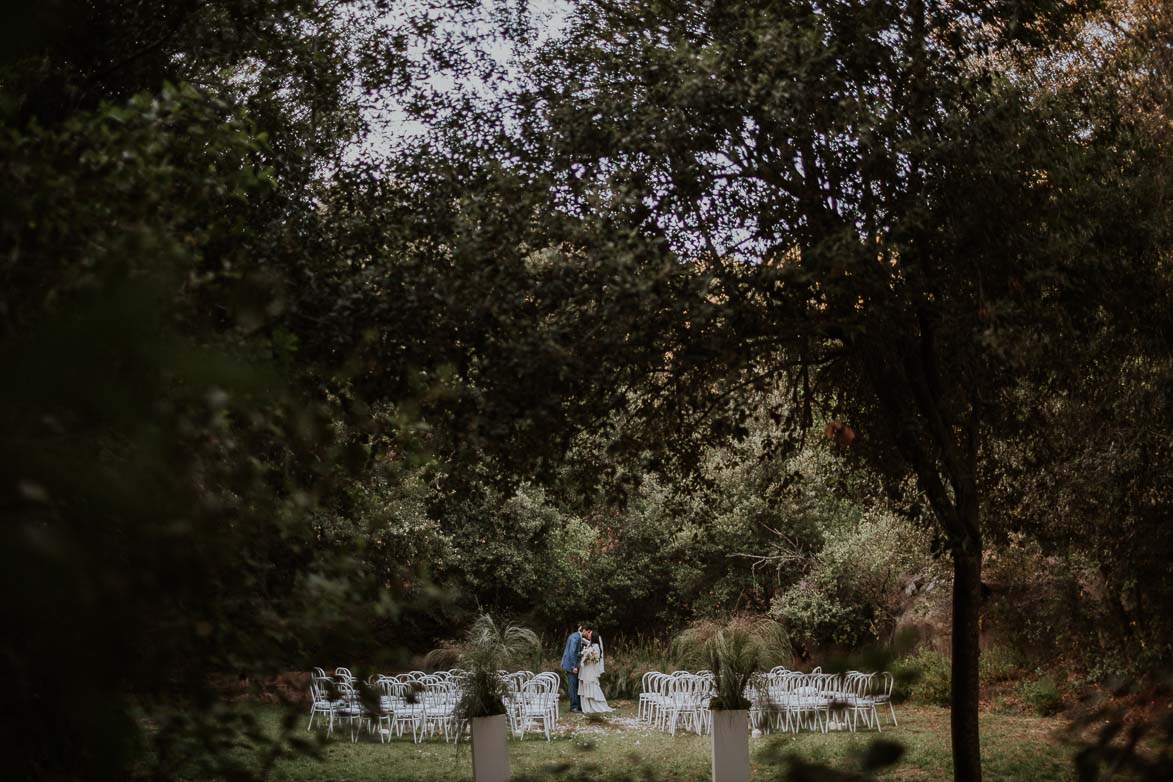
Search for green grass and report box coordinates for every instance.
[215,699,1083,781]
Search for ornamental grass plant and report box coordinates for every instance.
[439,614,540,720]
[671,616,791,710]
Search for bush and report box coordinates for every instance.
[897,648,952,707]
[671,617,792,709]
[1020,676,1064,716]
[769,513,933,650]
[979,644,1024,685]
[599,634,671,700]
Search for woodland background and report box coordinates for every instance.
[0,1,1169,780]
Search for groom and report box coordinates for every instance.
[560,622,593,713]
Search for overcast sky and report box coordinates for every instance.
[358,0,572,153]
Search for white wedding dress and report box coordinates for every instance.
[578,641,613,713]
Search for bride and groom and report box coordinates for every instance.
[560,623,612,714]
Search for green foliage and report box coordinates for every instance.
[452,614,541,720]
[771,590,865,650]
[769,507,932,651]
[898,649,952,708]
[1,2,1170,781]
[671,617,790,710]
[0,3,407,780]
[395,2,1172,776]
[979,645,1025,686]
[1019,676,1065,717]
[596,634,673,701]
[436,483,595,629]
[1068,676,1173,782]
[893,642,1052,715]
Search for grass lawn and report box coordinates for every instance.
[231,699,1081,781]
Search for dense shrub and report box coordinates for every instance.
[770,513,931,650]
[1020,676,1064,716]
[979,645,1025,685]
[898,648,952,707]
[599,634,672,700]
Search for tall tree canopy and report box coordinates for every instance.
[1,0,1168,779]
[380,1,1170,779]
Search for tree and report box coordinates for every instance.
[0,3,415,779]
[381,2,1169,779]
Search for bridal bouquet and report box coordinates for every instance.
[580,645,601,666]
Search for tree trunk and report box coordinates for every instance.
[951,544,983,782]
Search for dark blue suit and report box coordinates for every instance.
[560,630,583,711]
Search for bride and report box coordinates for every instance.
[578,631,613,714]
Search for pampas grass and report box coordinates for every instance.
[436,613,541,720]
[671,616,792,710]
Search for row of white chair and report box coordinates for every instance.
[639,670,716,735]
[637,668,898,737]
[503,671,561,741]
[749,670,896,734]
[307,667,563,743]
[309,667,465,742]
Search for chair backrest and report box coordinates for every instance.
[534,671,561,690]
[792,673,819,696]
[424,681,457,713]
[670,675,701,704]
[520,677,550,698]
[336,680,358,708]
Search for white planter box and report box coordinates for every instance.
[710,709,750,782]
[471,713,510,782]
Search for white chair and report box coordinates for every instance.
[370,679,399,742]
[650,673,674,730]
[696,675,717,735]
[872,671,897,727]
[331,681,366,741]
[534,671,562,724]
[651,673,673,731]
[419,681,458,742]
[843,672,878,732]
[513,677,556,740]
[666,675,702,736]
[638,671,661,723]
[779,673,826,733]
[387,680,424,739]
[747,676,773,734]
[306,676,340,733]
